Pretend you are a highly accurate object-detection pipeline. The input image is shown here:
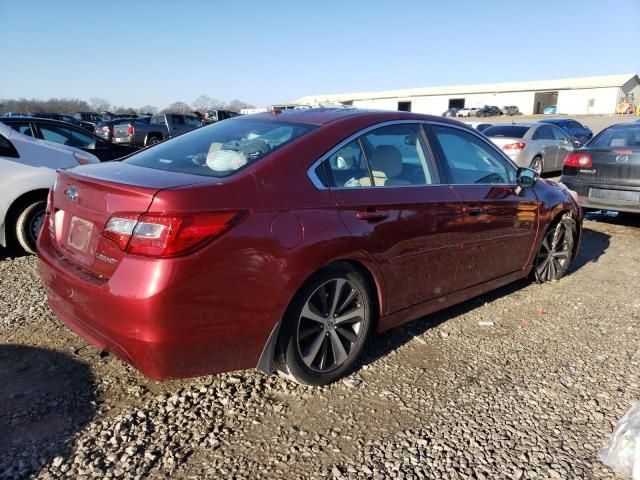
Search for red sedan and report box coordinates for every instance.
[38,108,583,385]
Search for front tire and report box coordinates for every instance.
[534,214,576,283]
[276,265,373,386]
[15,199,46,254]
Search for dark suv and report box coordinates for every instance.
[476,106,503,117]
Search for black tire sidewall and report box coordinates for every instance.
[279,265,373,386]
[15,200,46,254]
[534,215,575,283]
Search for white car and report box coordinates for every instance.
[456,107,480,117]
[0,122,99,253]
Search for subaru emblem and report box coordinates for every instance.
[616,155,629,164]
[66,186,79,202]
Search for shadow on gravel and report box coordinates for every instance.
[359,278,531,368]
[360,225,612,368]
[0,246,27,261]
[0,345,96,479]
[570,227,611,272]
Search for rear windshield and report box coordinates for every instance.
[125,119,316,177]
[589,126,640,148]
[482,125,529,138]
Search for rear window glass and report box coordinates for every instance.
[589,126,640,148]
[125,119,316,177]
[482,126,529,138]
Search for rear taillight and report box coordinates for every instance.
[127,124,134,136]
[564,152,592,168]
[502,142,526,153]
[73,152,93,165]
[102,211,244,258]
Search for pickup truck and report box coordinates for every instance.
[112,114,202,147]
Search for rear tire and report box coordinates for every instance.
[534,213,576,283]
[146,136,161,146]
[276,264,373,386]
[530,156,544,174]
[14,199,46,254]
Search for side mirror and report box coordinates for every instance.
[515,167,536,195]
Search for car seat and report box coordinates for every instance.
[360,145,411,186]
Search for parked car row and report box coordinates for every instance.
[443,105,520,118]
[112,114,203,147]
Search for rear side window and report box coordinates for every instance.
[319,124,438,188]
[431,125,515,185]
[482,125,529,138]
[125,120,316,177]
[150,116,165,125]
[532,125,555,140]
[0,134,19,158]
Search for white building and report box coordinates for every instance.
[293,74,640,115]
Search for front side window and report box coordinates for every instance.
[550,125,569,141]
[431,125,515,185]
[186,116,202,128]
[172,116,186,126]
[125,120,316,177]
[39,124,96,148]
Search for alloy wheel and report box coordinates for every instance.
[296,278,365,373]
[535,221,574,282]
[530,157,543,174]
[30,211,45,243]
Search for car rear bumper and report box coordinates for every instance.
[560,178,640,213]
[36,225,274,380]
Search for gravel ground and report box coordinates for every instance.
[1,213,639,479]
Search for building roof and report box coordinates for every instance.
[293,74,640,105]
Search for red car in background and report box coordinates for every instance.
[38,108,583,385]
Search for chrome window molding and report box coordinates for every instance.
[306,119,520,190]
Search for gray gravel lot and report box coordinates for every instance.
[1,213,639,479]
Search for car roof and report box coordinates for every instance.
[245,107,459,126]
[540,118,571,124]
[1,116,85,126]
[489,122,536,128]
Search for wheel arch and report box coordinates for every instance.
[255,256,384,374]
[2,188,50,247]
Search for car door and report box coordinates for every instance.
[426,123,539,289]
[531,125,559,171]
[550,124,573,168]
[319,122,462,314]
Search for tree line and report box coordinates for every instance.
[0,95,256,116]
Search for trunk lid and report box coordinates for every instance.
[51,162,213,278]
[580,148,640,187]
[112,123,132,142]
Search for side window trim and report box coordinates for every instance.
[307,120,445,190]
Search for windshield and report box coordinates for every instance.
[588,126,640,149]
[125,119,316,177]
[482,125,530,138]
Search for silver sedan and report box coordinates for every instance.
[482,122,577,174]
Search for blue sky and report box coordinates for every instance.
[1,0,639,109]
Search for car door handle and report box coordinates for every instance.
[356,210,389,221]
[463,206,484,216]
